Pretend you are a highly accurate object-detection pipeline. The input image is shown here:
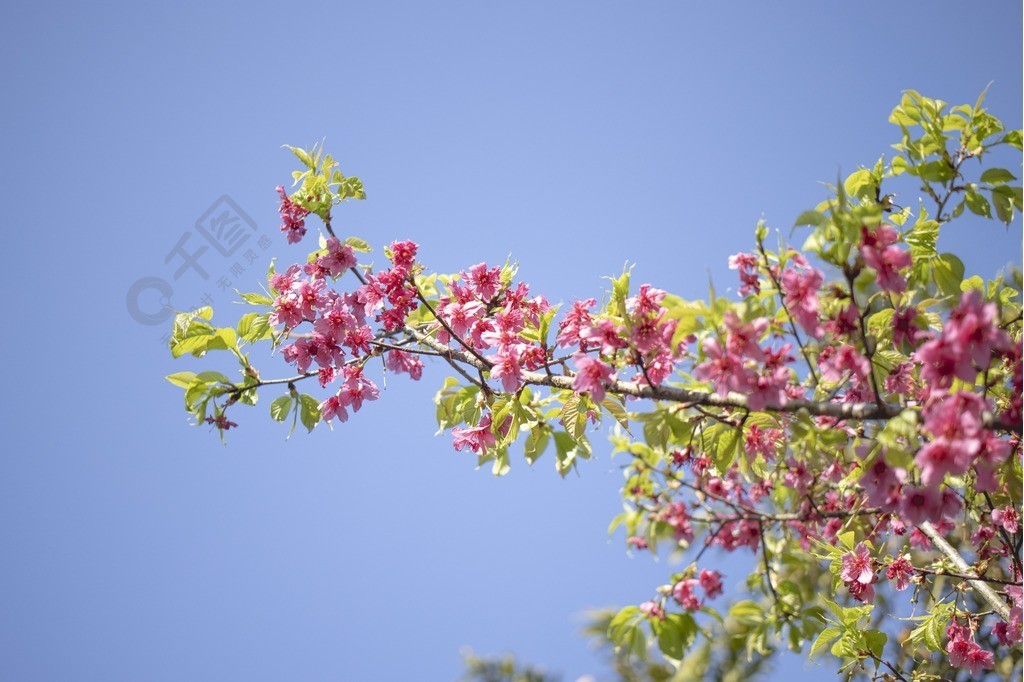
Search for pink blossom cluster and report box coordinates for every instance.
[780,253,825,338]
[859,224,912,293]
[946,621,995,675]
[993,586,1023,646]
[694,311,795,410]
[355,240,421,332]
[728,252,761,296]
[915,291,1013,390]
[839,542,878,603]
[672,569,724,611]
[276,186,310,244]
[432,264,552,395]
[555,284,686,401]
[912,292,1015,492]
[268,237,428,424]
[320,365,381,423]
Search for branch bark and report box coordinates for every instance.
[917,521,1012,621]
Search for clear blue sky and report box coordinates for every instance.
[1,2,1020,680]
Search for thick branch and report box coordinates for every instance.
[406,329,1021,433]
[917,521,1012,621]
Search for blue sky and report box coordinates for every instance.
[1,2,1020,680]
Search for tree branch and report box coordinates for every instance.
[917,521,1012,621]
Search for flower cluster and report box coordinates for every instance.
[946,621,994,675]
[859,224,912,293]
[840,542,878,603]
[276,185,310,244]
[672,569,724,611]
[694,311,795,410]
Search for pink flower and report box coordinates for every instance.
[281,338,314,374]
[946,624,994,675]
[893,307,922,347]
[626,536,648,551]
[915,438,976,487]
[571,354,616,403]
[276,185,309,244]
[885,554,914,591]
[860,224,911,293]
[337,366,380,413]
[640,600,665,620]
[314,297,357,342]
[819,344,871,384]
[695,338,752,395]
[825,304,860,338]
[840,542,875,585]
[993,586,1023,646]
[319,395,349,423]
[626,284,667,317]
[295,278,327,321]
[489,347,524,393]
[884,362,916,396]
[464,262,502,301]
[672,578,702,611]
[451,414,499,455]
[317,237,357,277]
[556,299,597,348]
[441,300,486,339]
[744,424,781,462]
[946,290,1013,372]
[723,311,768,360]
[579,319,628,356]
[992,506,1021,534]
[781,261,824,338]
[698,569,724,599]
[270,293,304,329]
[859,454,905,511]
[385,350,424,381]
[269,263,303,294]
[728,252,761,296]
[659,502,694,543]
[388,240,418,270]
[343,325,373,356]
[847,578,875,604]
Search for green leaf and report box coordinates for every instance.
[961,275,985,293]
[728,600,762,626]
[810,626,842,659]
[165,371,197,388]
[600,396,629,430]
[285,145,315,169]
[343,236,372,252]
[653,613,695,662]
[980,168,1017,185]
[560,394,587,442]
[965,190,992,218]
[990,185,1021,225]
[237,313,273,343]
[491,449,511,476]
[793,210,828,228]
[933,253,965,297]
[702,422,741,472]
[270,395,293,422]
[298,394,321,432]
[237,291,275,306]
[863,630,887,659]
[523,427,550,464]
